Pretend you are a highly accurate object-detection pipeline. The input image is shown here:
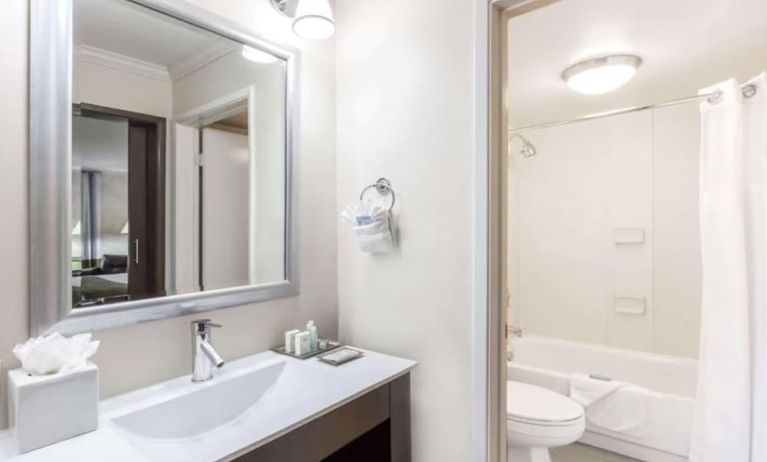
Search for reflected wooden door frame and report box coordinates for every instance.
[76,102,167,301]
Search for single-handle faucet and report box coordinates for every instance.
[191,319,225,382]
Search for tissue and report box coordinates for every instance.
[13,333,100,376]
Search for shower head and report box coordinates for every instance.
[509,134,537,158]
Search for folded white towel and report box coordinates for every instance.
[354,211,395,253]
[570,373,648,437]
[570,373,629,406]
[341,201,396,253]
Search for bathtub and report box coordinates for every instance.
[508,336,697,462]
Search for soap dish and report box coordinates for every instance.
[271,339,343,360]
[317,347,364,366]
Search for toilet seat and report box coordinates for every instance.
[507,381,584,426]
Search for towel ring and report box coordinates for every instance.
[359,178,396,211]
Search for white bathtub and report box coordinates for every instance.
[508,336,697,462]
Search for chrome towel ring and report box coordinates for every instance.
[359,178,396,211]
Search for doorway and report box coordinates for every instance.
[72,103,166,307]
[479,1,567,462]
[199,112,251,291]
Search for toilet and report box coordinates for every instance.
[507,381,585,462]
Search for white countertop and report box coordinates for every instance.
[0,349,416,462]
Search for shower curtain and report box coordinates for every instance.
[691,73,767,462]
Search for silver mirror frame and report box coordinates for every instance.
[30,0,300,336]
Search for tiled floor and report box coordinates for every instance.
[550,443,642,462]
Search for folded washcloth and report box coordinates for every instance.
[570,373,648,437]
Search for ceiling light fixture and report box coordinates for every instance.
[270,0,335,40]
[562,55,641,95]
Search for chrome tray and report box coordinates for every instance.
[271,340,343,360]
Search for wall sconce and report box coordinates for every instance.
[270,0,335,40]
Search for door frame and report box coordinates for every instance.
[473,1,563,461]
[173,86,259,290]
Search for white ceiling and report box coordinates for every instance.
[507,0,767,128]
[74,0,225,69]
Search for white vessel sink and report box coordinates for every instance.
[111,359,286,440]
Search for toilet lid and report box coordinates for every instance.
[507,381,583,424]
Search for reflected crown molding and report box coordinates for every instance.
[74,40,239,84]
[74,45,171,83]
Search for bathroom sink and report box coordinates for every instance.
[111,358,286,440]
[90,350,415,462]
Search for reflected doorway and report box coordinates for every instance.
[71,103,166,307]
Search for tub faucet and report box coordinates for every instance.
[507,325,523,338]
[191,319,225,382]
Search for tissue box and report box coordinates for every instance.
[8,363,99,453]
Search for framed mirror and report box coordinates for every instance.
[30,0,299,335]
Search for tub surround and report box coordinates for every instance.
[0,349,415,462]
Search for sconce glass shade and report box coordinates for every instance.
[292,0,335,40]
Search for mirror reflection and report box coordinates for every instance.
[71,0,287,309]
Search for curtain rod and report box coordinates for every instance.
[509,84,758,134]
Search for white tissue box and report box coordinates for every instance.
[8,362,99,453]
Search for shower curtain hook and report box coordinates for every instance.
[707,90,725,105]
[742,84,758,99]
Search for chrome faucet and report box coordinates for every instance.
[191,319,225,382]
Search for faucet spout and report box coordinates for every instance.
[200,340,225,368]
[191,319,224,382]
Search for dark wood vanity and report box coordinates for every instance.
[231,373,410,462]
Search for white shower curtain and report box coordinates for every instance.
[691,73,767,462]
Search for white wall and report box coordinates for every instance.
[0,0,337,429]
[507,103,702,358]
[651,104,702,358]
[335,0,475,461]
[74,59,172,118]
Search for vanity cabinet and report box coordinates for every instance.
[230,373,410,462]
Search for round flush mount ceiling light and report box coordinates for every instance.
[562,55,642,95]
[292,0,335,40]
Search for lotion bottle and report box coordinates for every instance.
[307,321,318,351]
